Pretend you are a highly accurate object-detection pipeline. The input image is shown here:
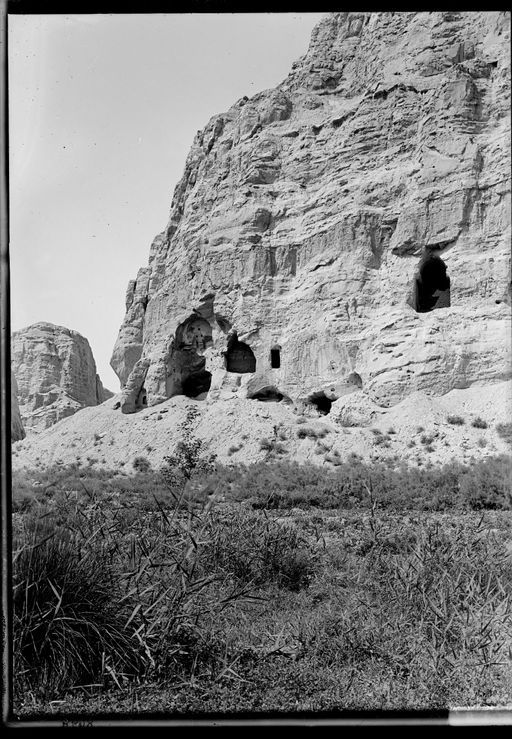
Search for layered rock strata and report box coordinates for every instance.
[112,11,511,415]
[12,322,113,433]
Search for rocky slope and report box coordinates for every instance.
[11,371,25,442]
[11,323,113,433]
[111,11,511,419]
[11,380,512,473]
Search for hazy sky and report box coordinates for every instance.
[9,12,326,391]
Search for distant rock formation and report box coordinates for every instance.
[12,322,113,433]
[112,11,511,414]
[11,370,25,441]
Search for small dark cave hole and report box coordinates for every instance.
[271,347,281,369]
[135,387,147,410]
[225,335,256,373]
[249,386,287,403]
[308,392,332,415]
[412,253,451,313]
[182,370,212,398]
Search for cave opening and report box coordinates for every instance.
[182,369,212,398]
[270,346,281,369]
[249,385,288,403]
[412,252,451,313]
[308,391,332,415]
[225,335,256,373]
[135,387,147,410]
[347,372,362,389]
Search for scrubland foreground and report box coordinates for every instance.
[11,420,512,716]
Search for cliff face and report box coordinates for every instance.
[111,12,511,415]
[12,322,113,433]
[11,371,25,441]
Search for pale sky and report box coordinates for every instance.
[9,12,326,391]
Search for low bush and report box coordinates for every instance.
[447,415,465,426]
[133,456,151,473]
[496,422,512,446]
[472,417,488,429]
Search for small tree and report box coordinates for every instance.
[161,406,217,495]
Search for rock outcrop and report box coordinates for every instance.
[112,12,511,416]
[11,371,25,441]
[12,322,113,433]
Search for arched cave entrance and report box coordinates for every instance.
[166,313,214,401]
[182,369,212,398]
[347,372,362,389]
[411,252,451,313]
[308,391,332,415]
[225,335,256,373]
[270,346,281,369]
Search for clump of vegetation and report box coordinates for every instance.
[161,406,217,494]
[13,517,140,698]
[447,415,465,426]
[228,443,243,456]
[260,438,288,456]
[133,455,151,473]
[472,417,488,429]
[420,433,436,446]
[496,422,512,446]
[373,433,391,448]
[296,426,329,440]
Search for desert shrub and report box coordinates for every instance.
[133,455,151,473]
[227,443,243,456]
[297,426,328,440]
[496,422,512,446]
[260,438,273,451]
[161,406,216,494]
[472,417,488,429]
[447,415,465,425]
[420,433,436,445]
[373,434,391,448]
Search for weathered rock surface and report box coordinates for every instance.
[11,371,25,441]
[12,322,113,433]
[112,11,510,416]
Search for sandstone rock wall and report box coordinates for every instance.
[12,322,113,433]
[112,11,511,414]
[11,371,25,441]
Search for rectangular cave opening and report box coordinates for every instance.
[271,347,281,369]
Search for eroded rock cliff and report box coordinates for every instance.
[12,322,113,433]
[111,11,511,416]
[11,371,25,441]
